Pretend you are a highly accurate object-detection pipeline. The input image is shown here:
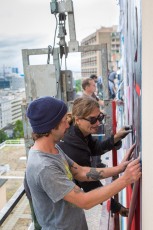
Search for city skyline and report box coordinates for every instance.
[0,0,119,73]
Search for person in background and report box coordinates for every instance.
[25,96,141,229]
[97,75,103,99]
[108,70,117,99]
[90,74,103,99]
[90,74,98,83]
[58,96,132,217]
[116,67,123,100]
[82,77,104,107]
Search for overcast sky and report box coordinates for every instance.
[0,0,119,73]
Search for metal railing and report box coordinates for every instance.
[0,139,25,149]
[0,185,25,226]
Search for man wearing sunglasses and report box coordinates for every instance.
[82,77,108,168]
[82,112,105,125]
[58,96,132,217]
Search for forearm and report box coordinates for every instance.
[96,165,121,178]
[74,165,121,182]
[64,176,127,210]
[83,176,127,209]
[98,135,114,152]
[67,157,141,210]
[114,133,121,143]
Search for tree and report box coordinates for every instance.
[75,79,82,93]
[0,130,8,143]
[13,120,24,138]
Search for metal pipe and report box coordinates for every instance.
[112,100,120,230]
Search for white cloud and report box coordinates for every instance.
[0,0,119,73]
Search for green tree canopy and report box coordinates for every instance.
[13,120,24,138]
[75,79,82,93]
[0,130,8,143]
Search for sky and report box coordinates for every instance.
[0,0,119,74]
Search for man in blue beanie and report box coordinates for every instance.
[25,96,141,230]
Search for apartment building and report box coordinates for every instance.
[0,93,24,130]
[81,26,120,78]
[11,97,23,123]
[0,98,12,129]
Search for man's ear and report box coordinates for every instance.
[75,116,80,125]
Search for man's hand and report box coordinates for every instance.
[122,157,141,184]
[114,125,132,143]
[118,144,136,173]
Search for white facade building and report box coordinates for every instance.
[0,94,24,130]
[0,99,12,129]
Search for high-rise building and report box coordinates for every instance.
[0,78,10,89]
[0,66,24,90]
[81,26,120,78]
[5,75,25,90]
[0,66,19,76]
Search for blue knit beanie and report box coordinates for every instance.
[27,96,67,134]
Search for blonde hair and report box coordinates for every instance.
[72,96,99,118]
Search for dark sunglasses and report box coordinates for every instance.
[82,112,105,125]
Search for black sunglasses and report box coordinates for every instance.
[82,112,105,125]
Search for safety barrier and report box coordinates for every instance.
[0,185,25,226]
[0,139,25,149]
